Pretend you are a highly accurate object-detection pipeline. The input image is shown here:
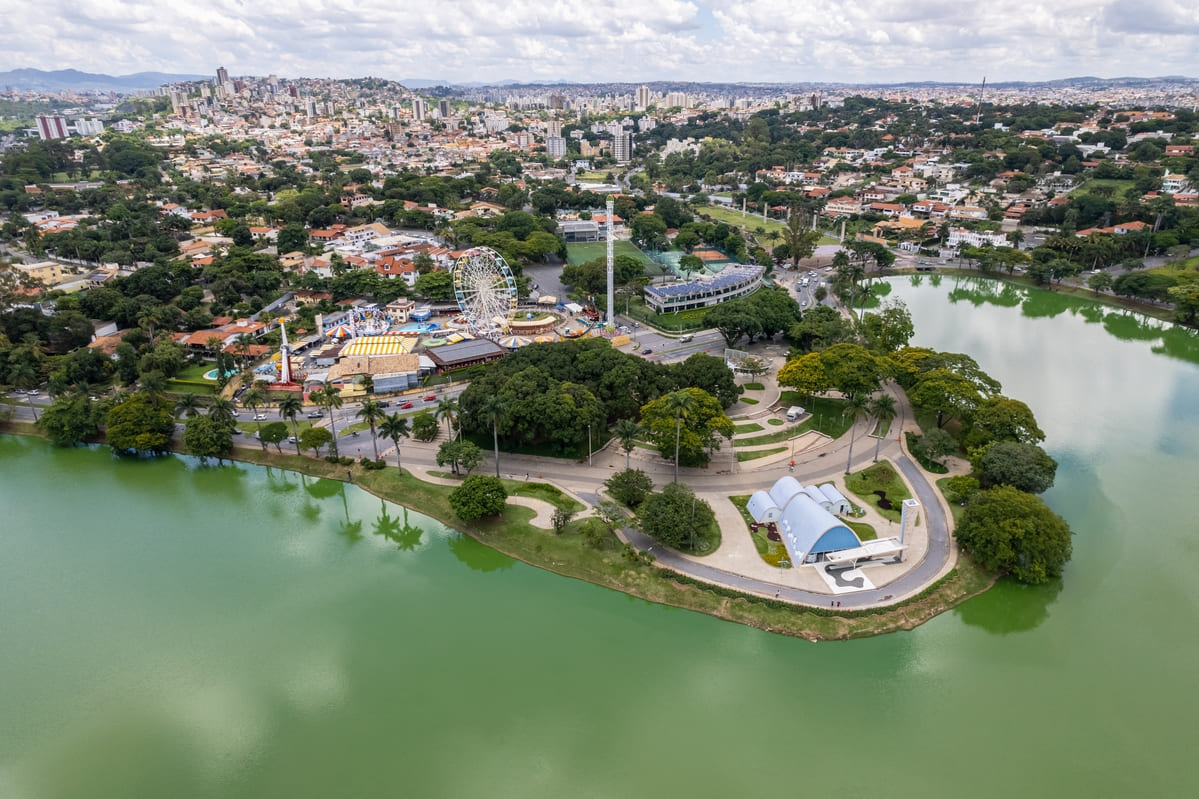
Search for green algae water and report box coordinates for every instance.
[3,275,1199,797]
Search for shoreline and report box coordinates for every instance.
[0,423,995,641]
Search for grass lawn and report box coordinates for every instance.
[566,240,654,266]
[845,461,913,523]
[845,520,877,542]
[740,397,759,405]
[733,422,764,434]
[767,418,784,426]
[737,446,787,461]
[1074,179,1136,202]
[576,171,611,182]
[730,495,792,568]
[778,393,853,439]
[167,381,216,396]
[936,476,968,526]
[623,294,710,332]
[505,480,586,512]
[734,424,803,447]
[872,417,892,438]
[742,382,765,391]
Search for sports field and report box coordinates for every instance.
[566,240,655,265]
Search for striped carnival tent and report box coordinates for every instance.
[340,335,412,357]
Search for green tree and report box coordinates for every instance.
[357,400,387,461]
[819,342,882,400]
[183,414,234,463]
[436,396,459,441]
[411,408,440,441]
[207,397,237,430]
[639,482,716,552]
[780,213,822,270]
[614,418,643,471]
[259,421,288,453]
[449,474,507,520]
[244,386,267,443]
[437,438,482,476]
[477,394,507,477]
[909,369,983,428]
[314,386,343,455]
[138,370,168,410]
[379,413,411,476]
[414,270,455,302]
[38,394,98,446]
[550,507,575,535]
[300,425,333,458]
[7,361,41,421]
[106,393,174,455]
[641,388,734,477]
[977,440,1058,494]
[277,394,303,454]
[968,396,1045,447]
[777,351,830,399]
[921,427,957,464]
[174,392,202,419]
[956,485,1073,584]
[605,468,654,508]
[943,475,980,505]
[277,223,308,254]
[860,299,914,353]
[867,392,897,462]
[842,393,871,474]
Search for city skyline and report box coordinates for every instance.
[1,0,1196,87]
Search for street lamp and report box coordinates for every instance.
[587,423,592,466]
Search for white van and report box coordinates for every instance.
[786,406,805,421]
[679,334,693,343]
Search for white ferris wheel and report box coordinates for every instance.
[451,247,518,338]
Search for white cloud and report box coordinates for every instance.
[0,0,1195,83]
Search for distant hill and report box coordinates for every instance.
[399,78,453,89]
[0,68,208,92]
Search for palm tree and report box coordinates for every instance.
[357,400,386,461]
[139,371,168,410]
[477,395,507,478]
[867,393,897,463]
[379,414,410,476]
[278,394,303,454]
[8,362,40,421]
[244,386,267,444]
[316,386,344,456]
[614,418,642,471]
[436,396,459,440]
[175,392,202,418]
[842,393,871,475]
[207,397,237,430]
[664,389,696,483]
[235,333,255,374]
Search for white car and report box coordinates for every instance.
[254,413,268,420]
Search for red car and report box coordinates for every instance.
[423,394,436,402]
[400,401,415,409]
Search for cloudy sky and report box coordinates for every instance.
[2,0,1197,84]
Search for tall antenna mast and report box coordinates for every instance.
[974,76,986,125]
[605,196,615,327]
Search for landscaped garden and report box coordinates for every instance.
[844,461,913,523]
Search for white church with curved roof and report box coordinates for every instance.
[747,477,861,565]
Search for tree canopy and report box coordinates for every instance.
[956,485,1073,584]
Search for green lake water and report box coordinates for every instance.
[3,275,1199,797]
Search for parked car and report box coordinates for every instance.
[400,401,414,409]
[423,394,437,402]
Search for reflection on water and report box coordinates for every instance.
[372,503,424,551]
[954,579,1064,635]
[448,533,515,572]
[940,276,1199,366]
